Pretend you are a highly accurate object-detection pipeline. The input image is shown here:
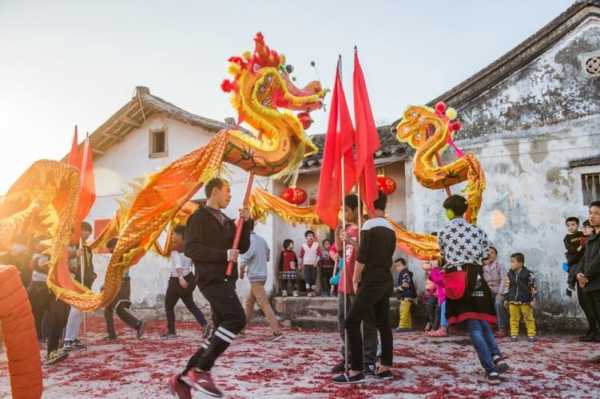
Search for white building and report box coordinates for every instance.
[280,1,600,328]
[86,86,276,309]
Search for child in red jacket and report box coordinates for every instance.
[278,239,298,297]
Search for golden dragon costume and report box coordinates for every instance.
[396,102,486,225]
[245,102,485,261]
[0,33,325,313]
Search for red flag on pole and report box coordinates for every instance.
[353,48,381,215]
[77,135,96,223]
[67,125,81,168]
[315,58,356,229]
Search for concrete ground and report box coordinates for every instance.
[1,317,600,399]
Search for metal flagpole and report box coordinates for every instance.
[337,55,350,374]
[80,237,87,349]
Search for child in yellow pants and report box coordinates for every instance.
[508,303,536,338]
[394,258,417,331]
[503,253,537,341]
[398,299,414,329]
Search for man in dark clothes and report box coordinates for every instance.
[567,220,597,341]
[28,236,71,366]
[103,238,144,340]
[64,221,97,351]
[333,192,396,384]
[576,201,600,343]
[169,177,251,399]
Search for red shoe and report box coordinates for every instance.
[168,375,191,399]
[181,369,223,398]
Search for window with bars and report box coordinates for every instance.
[582,173,600,205]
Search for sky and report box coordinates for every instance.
[0,0,576,194]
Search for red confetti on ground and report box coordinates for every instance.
[1,317,600,398]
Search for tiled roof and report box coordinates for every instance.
[300,125,410,173]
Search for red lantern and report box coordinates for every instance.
[281,187,307,204]
[376,175,396,195]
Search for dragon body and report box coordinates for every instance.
[0,33,324,312]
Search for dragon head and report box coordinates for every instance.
[221,32,326,156]
[396,102,462,149]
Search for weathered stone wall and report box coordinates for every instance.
[406,18,600,329]
[459,17,600,139]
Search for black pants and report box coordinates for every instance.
[345,281,394,371]
[28,282,69,354]
[279,278,297,293]
[321,267,333,294]
[303,265,317,288]
[586,289,600,336]
[29,282,53,341]
[165,274,207,334]
[578,285,598,334]
[184,280,246,373]
[104,278,141,338]
[425,297,440,330]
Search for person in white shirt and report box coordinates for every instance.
[162,225,208,339]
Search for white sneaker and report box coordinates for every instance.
[282,290,288,297]
[292,290,299,297]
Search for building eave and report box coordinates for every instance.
[67,86,227,161]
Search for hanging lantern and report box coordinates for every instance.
[281,187,307,204]
[377,175,397,195]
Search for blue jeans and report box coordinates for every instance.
[439,301,448,328]
[494,295,508,331]
[465,319,501,373]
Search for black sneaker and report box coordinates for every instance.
[527,336,536,343]
[492,355,509,373]
[510,336,518,342]
[363,364,376,376]
[333,372,365,384]
[331,361,346,373]
[374,369,393,380]
[485,371,503,385]
[63,340,83,352]
[103,335,117,341]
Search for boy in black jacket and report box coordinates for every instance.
[394,258,416,331]
[170,177,251,399]
[564,217,585,262]
[503,253,537,341]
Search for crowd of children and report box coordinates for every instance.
[276,231,340,297]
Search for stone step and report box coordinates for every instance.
[305,304,338,317]
[291,315,338,331]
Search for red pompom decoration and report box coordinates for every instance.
[221,79,236,93]
[281,187,307,205]
[449,120,462,132]
[297,112,313,129]
[435,101,447,115]
[376,176,397,195]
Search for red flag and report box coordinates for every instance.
[77,136,96,223]
[67,125,81,168]
[353,48,381,216]
[315,59,356,229]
